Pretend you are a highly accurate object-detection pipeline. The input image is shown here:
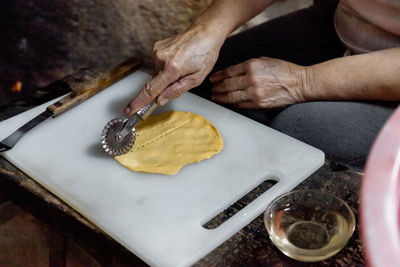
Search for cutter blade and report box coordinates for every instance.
[101,117,136,156]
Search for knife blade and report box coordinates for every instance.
[0,110,52,152]
[0,57,141,153]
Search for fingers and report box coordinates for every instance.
[153,59,163,75]
[158,75,199,105]
[211,74,250,105]
[212,76,247,93]
[125,70,178,115]
[210,63,247,83]
[236,101,261,109]
[211,90,248,104]
[211,73,251,105]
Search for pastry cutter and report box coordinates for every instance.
[0,58,141,153]
[101,100,157,156]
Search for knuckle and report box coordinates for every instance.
[247,58,258,66]
[251,87,263,99]
[247,58,260,71]
[246,65,254,74]
[153,39,167,51]
[153,50,164,60]
[152,44,159,54]
[188,73,201,83]
[153,48,159,56]
[248,58,258,64]
[170,84,184,98]
[248,74,258,85]
[190,77,202,88]
[154,40,162,47]
[166,59,180,72]
[143,83,155,97]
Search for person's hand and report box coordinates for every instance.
[210,57,308,109]
[124,25,225,115]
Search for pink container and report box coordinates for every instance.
[361,106,400,266]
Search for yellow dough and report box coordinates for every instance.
[114,111,224,175]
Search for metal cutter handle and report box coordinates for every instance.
[137,100,158,120]
[116,100,157,141]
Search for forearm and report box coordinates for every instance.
[305,48,400,101]
[126,0,275,113]
[192,0,275,40]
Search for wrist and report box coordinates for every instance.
[184,22,226,51]
[191,10,234,41]
[300,66,320,102]
[302,59,358,102]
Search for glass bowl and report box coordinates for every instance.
[264,190,355,262]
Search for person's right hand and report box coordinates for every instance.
[124,25,225,116]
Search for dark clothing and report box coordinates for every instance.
[190,0,398,171]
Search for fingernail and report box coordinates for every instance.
[124,107,131,115]
[159,98,168,106]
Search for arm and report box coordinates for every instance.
[193,0,275,38]
[209,48,400,108]
[304,47,400,101]
[125,0,275,115]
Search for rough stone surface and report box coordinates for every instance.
[0,0,211,107]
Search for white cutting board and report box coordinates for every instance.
[0,70,324,267]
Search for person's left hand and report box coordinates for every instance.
[210,57,308,109]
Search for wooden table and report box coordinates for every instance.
[0,154,364,266]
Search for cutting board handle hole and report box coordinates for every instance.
[202,179,278,229]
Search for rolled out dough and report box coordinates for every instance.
[114,111,223,175]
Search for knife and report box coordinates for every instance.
[0,57,141,153]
